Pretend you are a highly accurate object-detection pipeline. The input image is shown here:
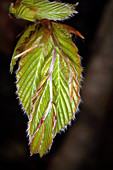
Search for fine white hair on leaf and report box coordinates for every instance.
[10,0,83,156]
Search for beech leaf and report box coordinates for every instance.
[10,0,78,21]
[10,1,84,157]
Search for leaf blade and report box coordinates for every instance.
[10,0,78,21]
[12,21,82,157]
[10,23,38,73]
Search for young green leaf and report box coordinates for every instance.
[10,23,38,73]
[10,0,78,21]
[10,19,83,156]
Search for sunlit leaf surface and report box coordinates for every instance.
[10,0,78,21]
[10,0,84,157]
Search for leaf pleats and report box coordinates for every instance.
[10,1,83,157]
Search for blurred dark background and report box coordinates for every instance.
[0,0,113,169]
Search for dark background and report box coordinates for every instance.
[0,0,113,169]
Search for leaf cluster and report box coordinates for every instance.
[10,0,84,157]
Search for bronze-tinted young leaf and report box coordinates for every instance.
[10,23,38,73]
[10,1,84,157]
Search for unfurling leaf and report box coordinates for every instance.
[10,0,78,21]
[10,0,84,157]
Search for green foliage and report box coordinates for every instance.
[10,0,84,157]
[10,0,78,21]
[10,23,38,73]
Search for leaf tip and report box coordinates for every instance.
[72,10,78,14]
